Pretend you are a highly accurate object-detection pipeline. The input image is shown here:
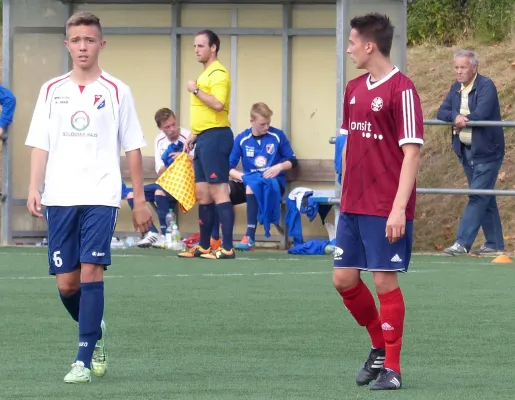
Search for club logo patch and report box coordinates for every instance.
[254,156,267,168]
[70,111,90,131]
[94,95,105,110]
[371,97,383,112]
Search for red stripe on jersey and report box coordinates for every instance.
[156,136,167,147]
[45,74,71,101]
[100,75,119,103]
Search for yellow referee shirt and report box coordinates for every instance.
[190,60,231,134]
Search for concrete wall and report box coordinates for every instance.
[8,1,405,241]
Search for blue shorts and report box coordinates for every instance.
[143,183,176,205]
[46,206,119,275]
[333,212,413,272]
[123,183,176,204]
[194,127,234,184]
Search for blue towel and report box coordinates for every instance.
[302,196,332,224]
[242,172,282,237]
[285,190,313,245]
[306,197,332,224]
[287,238,336,255]
[334,134,347,184]
[286,191,333,246]
[161,141,185,168]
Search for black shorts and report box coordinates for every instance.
[228,180,286,205]
[229,181,247,205]
[193,127,234,184]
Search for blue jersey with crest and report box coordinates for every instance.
[229,126,296,188]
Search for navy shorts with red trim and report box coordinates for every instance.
[193,127,234,184]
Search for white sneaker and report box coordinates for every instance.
[151,235,167,249]
[137,231,160,248]
[64,361,91,383]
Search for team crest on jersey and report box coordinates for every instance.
[71,111,90,131]
[266,143,275,155]
[254,156,267,168]
[94,95,105,110]
[371,97,383,112]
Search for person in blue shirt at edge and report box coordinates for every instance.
[227,102,297,251]
[0,85,16,139]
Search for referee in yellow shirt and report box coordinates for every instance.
[180,30,236,260]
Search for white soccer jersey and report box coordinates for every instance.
[25,71,147,207]
[154,128,191,174]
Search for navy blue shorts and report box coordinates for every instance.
[122,183,176,208]
[333,212,413,272]
[144,183,175,204]
[46,206,119,275]
[194,127,234,184]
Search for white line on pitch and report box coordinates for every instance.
[0,269,439,281]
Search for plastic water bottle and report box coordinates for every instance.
[165,225,173,249]
[165,209,176,228]
[164,208,176,250]
[171,224,181,250]
[125,236,135,248]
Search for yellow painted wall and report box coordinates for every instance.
[99,35,171,158]
[11,34,65,232]
[292,5,336,29]
[181,4,232,27]
[235,36,283,134]
[237,5,282,29]
[291,36,337,160]
[8,1,406,242]
[74,4,172,28]
[98,35,172,232]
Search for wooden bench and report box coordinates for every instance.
[9,157,337,246]
[120,156,337,248]
[119,156,336,184]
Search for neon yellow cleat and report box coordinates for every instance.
[64,361,91,383]
[91,319,108,377]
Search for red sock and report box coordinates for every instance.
[378,287,405,375]
[338,279,385,349]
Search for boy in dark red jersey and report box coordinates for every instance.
[333,13,424,390]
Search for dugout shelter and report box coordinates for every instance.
[1,0,409,247]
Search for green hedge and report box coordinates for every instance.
[407,0,515,45]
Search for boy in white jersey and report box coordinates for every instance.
[25,12,153,384]
[136,108,191,248]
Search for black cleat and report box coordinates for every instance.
[370,368,402,390]
[356,348,385,386]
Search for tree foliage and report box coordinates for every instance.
[408,0,515,46]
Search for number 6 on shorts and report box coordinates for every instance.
[53,251,63,268]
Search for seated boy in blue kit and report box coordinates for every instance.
[225,102,297,251]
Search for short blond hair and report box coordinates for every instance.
[66,12,102,38]
[250,102,273,120]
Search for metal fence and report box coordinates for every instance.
[328,118,515,203]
